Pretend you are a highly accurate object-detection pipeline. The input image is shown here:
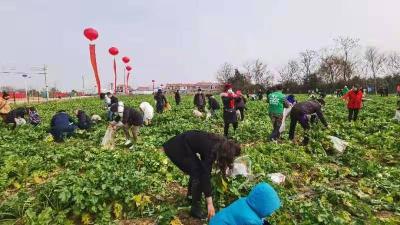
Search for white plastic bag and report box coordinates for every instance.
[236,110,241,121]
[91,114,102,123]
[15,118,26,126]
[193,109,203,118]
[328,136,349,153]
[267,173,286,184]
[279,106,292,133]
[139,102,154,122]
[393,110,400,122]
[101,126,115,150]
[227,155,252,177]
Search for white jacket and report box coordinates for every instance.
[139,102,154,121]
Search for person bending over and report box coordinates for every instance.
[162,130,241,219]
[289,99,328,145]
[210,182,281,225]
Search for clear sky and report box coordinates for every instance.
[0,0,399,91]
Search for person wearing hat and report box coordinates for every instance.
[0,91,11,121]
[194,88,206,112]
[154,89,168,113]
[209,182,281,225]
[235,90,247,121]
[221,84,238,137]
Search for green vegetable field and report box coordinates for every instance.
[0,95,399,225]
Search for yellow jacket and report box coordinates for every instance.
[0,98,11,114]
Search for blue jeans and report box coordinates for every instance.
[50,125,77,142]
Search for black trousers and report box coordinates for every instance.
[348,109,359,121]
[237,107,245,121]
[224,121,238,137]
[289,115,311,145]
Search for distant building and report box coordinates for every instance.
[165,82,222,93]
[133,86,154,94]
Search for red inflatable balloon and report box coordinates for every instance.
[126,65,132,71]
[122,56,130,64]
[83,28,98,41]
[109,47,119,56]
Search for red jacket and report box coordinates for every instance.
[343,90,363,109]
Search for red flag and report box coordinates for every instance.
[113,58,117,94]
[89,44,101,95]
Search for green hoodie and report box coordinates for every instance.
[268,91,286,115]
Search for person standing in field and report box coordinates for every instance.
[0,91,11,121]
[341,85,349,96]
[288,99,328,145]
[206,94,220,118]
[175,90,181,105]
[267,84,287,141]
[397,83,400,97]
[162,130,241,219]
[342,85,363,121]
[194,88,206,112]
[221,84,238,137]
[235,90,246,121]
[154,89,168,114]
[257,89,263,101]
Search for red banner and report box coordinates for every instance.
[126,72,130,94]
[89,44,101,95]
[113,58,117,94]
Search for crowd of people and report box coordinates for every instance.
[1,82,399,223]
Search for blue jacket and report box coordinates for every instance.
[209,182,281,225]
[51,112,73,128]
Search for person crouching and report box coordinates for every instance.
[210,182,281,225]
[109,102,143,150]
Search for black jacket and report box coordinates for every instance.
[154,93,167,108]
[5,108,26,124]
[51,112,74,128]
[194,93,206,107]
[208,97,220,110]
[175,92,181,102]
[76,110,91,129]
[110,96,118,105]
[290,100,328,127]
[163,130,223,197]
[111,105,144,127]
[235,96,246,108]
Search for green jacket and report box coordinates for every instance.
[268,91,286,115]
[341,87,349,95]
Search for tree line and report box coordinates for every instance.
[216,36,400,94]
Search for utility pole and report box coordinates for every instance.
[40,65,49,101]
[82,75,85,92]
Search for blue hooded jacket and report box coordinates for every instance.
[209,182,281,225]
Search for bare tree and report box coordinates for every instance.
[216,62,234,83]
[299,50,318,79]
[279,60,301,84]
[243,59,272,86]
[364,47,386,94]
[334,36,360,81]
[386,51,400,75]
